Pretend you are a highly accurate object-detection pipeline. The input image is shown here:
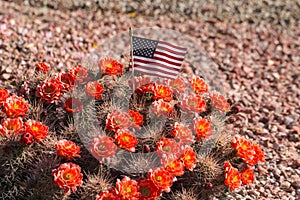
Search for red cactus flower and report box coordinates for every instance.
[152,99,174,117]
[138,179,161,200]
[153,85,173,101]
[35,62,50,73]
[96,190,119,200]
[90,135,117,162]
[0,117,23,135]
[162,156,185,176]
[0,87,9,105]
[148,168,175,192]
[170,122,195,145]
[106,110,132,132]
[55,139,81,160]
[181,94,206,113]
[36,78,62,103]
[52,162,83,195]
[192,117,213,141]
[211,93,230,112]
[64,98,83,113]
[167,77,187,93]
[135,83,155,97]
[241,168,254,185]
[55,73,75,92]
[231,136,261,165]
[85,81,104,99]
[224,162,241,191]
[115,176,140,200]
[21,132,34,145]
[156,137,181,157]
[98,57,124,76]
[253,142,265,163]
[190,76,209,94]
[24,119,49,142]
[128,110,144,128]
[3,95,29,117]
[180,146,197,171]
[129,76,151,90]
[115,129,138,152]
[69,65,89,84]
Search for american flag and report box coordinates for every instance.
[131,36,187,79]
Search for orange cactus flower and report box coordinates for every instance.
[156,137,181,157]
[0,87,9,104]
[153,85,173,101]
[115,129,138,152]
[135,83,155,98]
[96,190,119,200]
[192,117,213,141]
[0,117,23,135]
[224,162,241,191]
[170,122,195,145]
[90,135,117,162]
[35,62,50,73]
[152,99,174,117]
[64,98,83,113]
[56,73,74,92]
[69,65,89,84]
[210,93,230,112]
[181,94,206,113]
[168,77,187,93]
[115,176,140,200]
[106,110,132,132]
[129,76,151,90]
[36,78,63,103]
[3,95,29,117]
[253,142,265,163]
[138,179,161,200]
[55,139,81,160]
[52,162,83,195]
[148,168,175,192]
[85,81,104,99]
[241,168,254,185]
[24,119,49,142]
[162,156,185,176]
[128,110,143,128]
[98,57,124,76]
[190,76,209,94]
[231,136,264,166]
[180,146,197,171]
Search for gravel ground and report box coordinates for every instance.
[0,0,299,199]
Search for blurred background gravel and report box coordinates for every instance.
[0,0,299,199]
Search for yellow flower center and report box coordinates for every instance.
[107,63,112,68]
[13,104,19,109]
[125,187,131,193]
[32,126,39,131]
[64,173,72,179]
[156,176,162,182]
[124,136,130,142]
[186,155,191,160]
[98,145,105,151]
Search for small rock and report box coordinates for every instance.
[281,181,291,190]
[291,181,300,189]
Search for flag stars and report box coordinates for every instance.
[133,37,158,58]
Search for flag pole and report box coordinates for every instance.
[129,27,135,91]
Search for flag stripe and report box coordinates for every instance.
[157,43,187,53]
[134,63,178,76]
[159,41,187,51]
[134,60,181,73]
[156,46,186,56]
[134,56,182,68]
[154,51,185,62]
[133,67,178,79]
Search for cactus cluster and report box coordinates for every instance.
[0,55,265,199]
